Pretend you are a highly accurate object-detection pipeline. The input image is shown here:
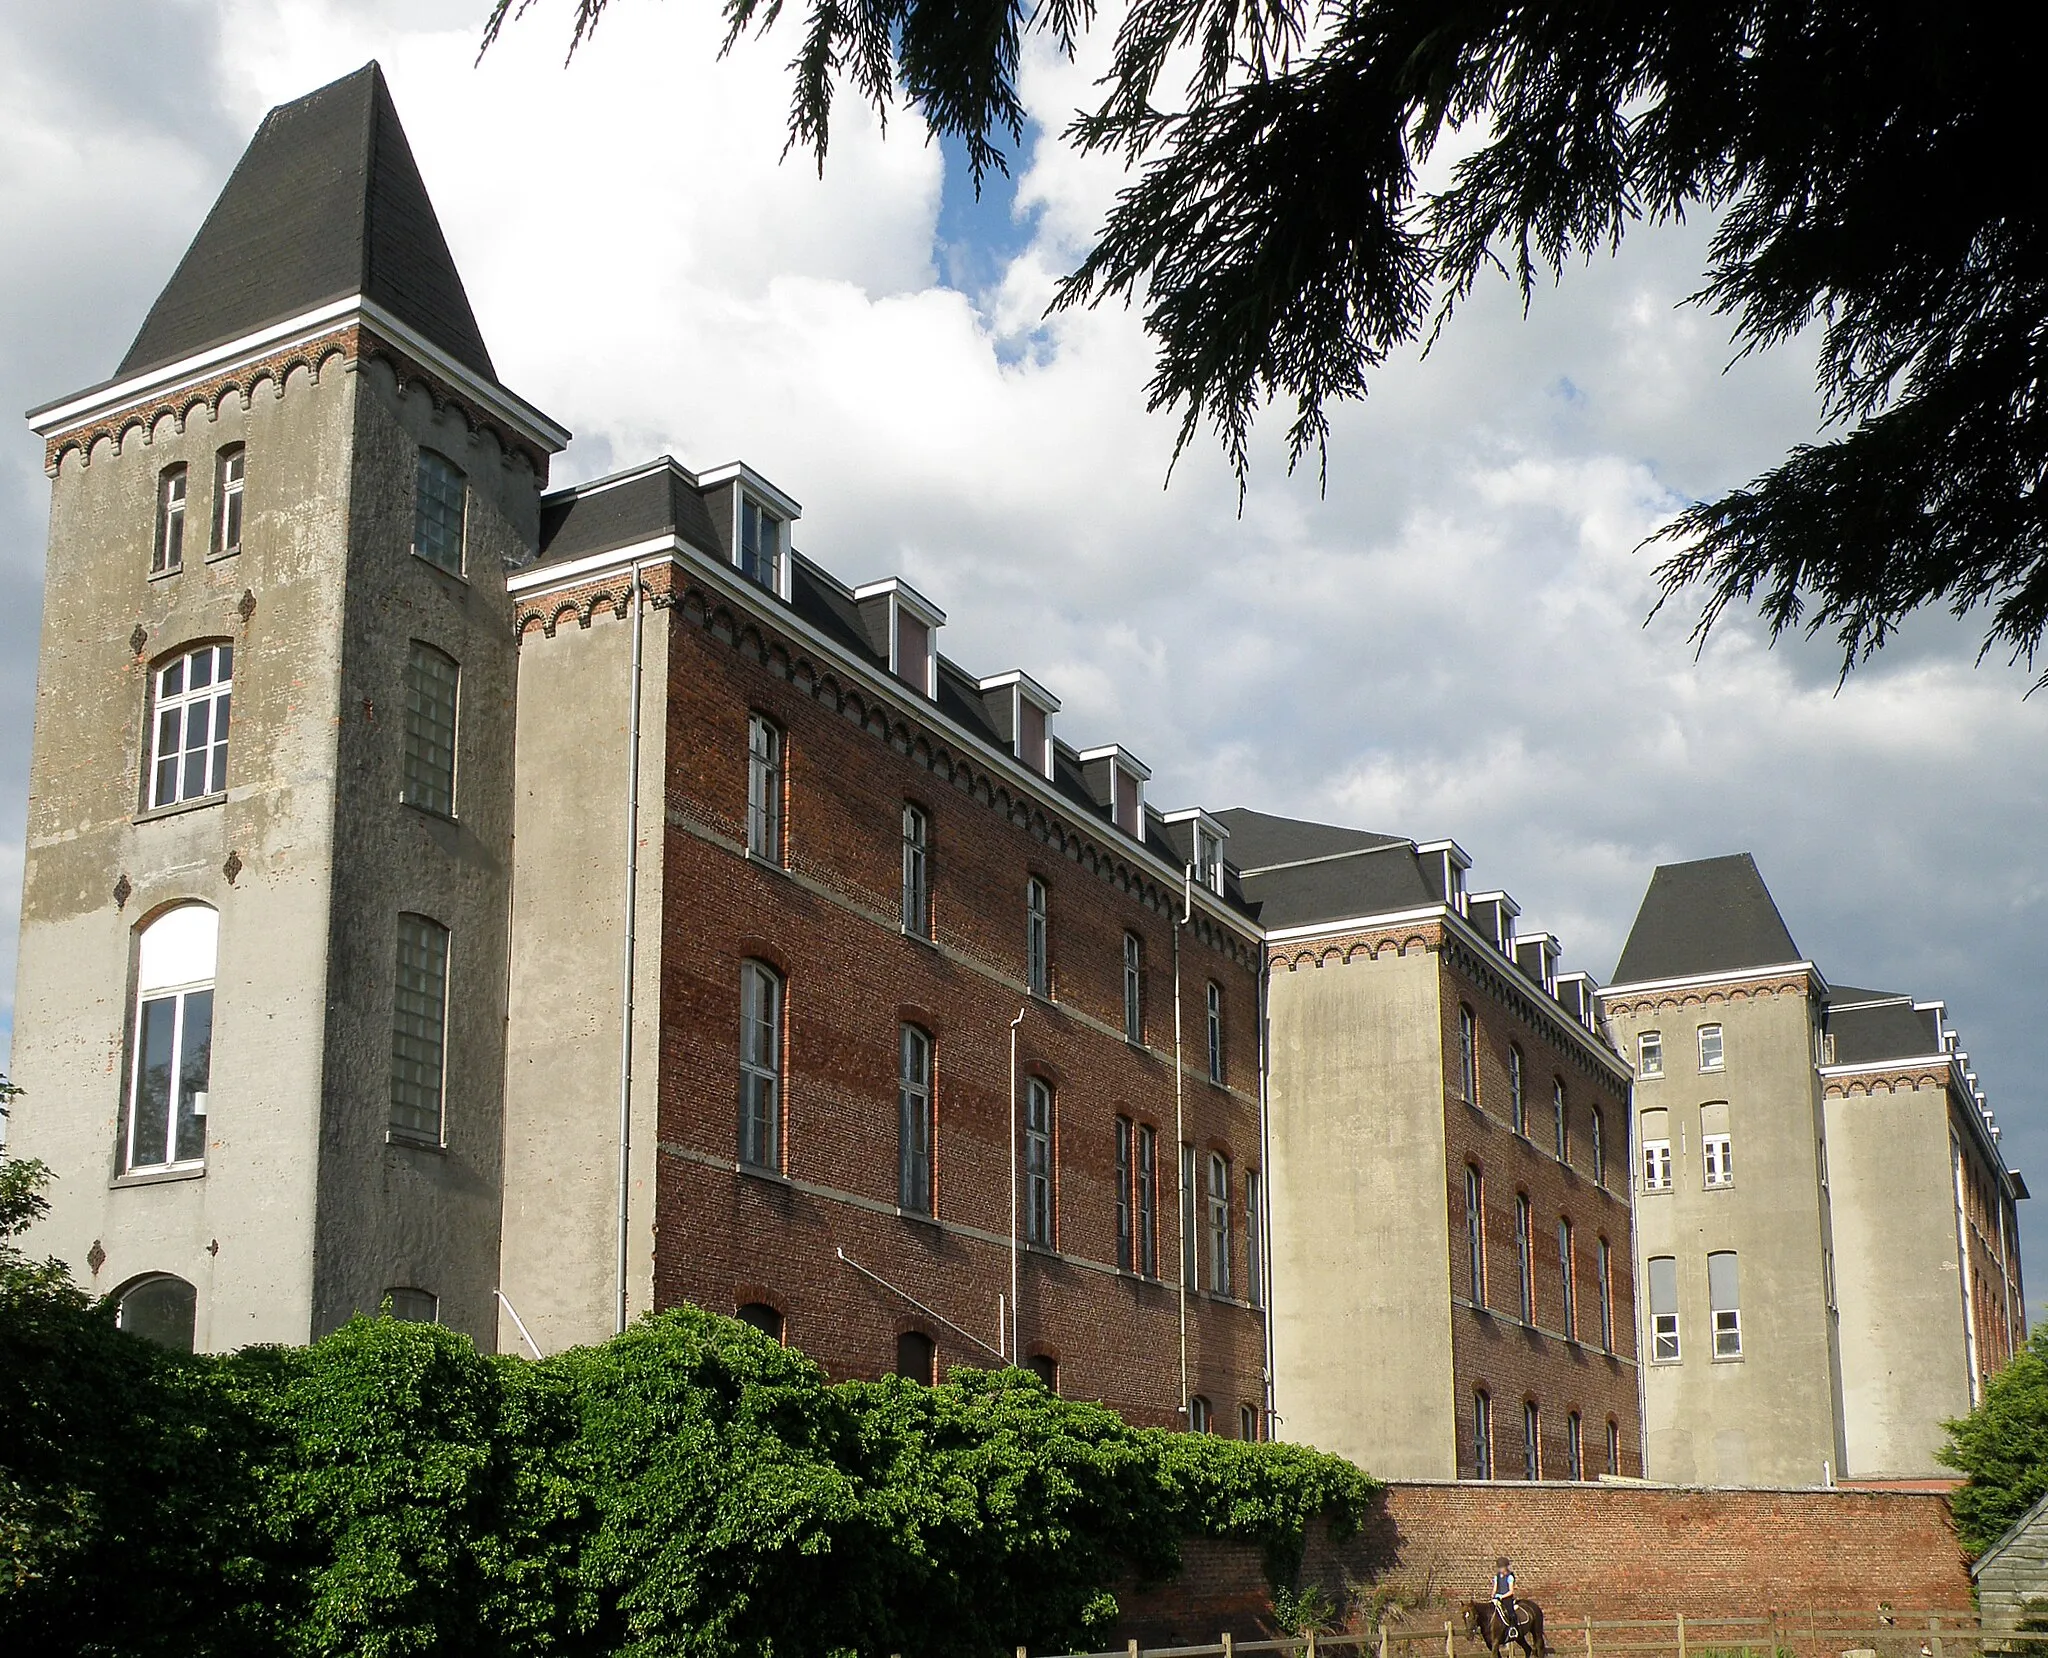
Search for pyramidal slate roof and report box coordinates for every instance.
[1612,853,1803,984]
[118,62,495,383]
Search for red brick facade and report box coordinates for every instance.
[640,575,1267,1426]
[1441,937,1642,1480]
[1116,1482,1972,1645]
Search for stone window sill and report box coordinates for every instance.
[111,1162,206,1189]
[134,791,226,825]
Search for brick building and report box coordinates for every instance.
[1223,811,1642,1480]
[10,64,1265,1432]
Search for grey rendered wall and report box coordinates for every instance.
[1826,1081,1972,1477]
[497,588,667,1357]
[306,360,536,1347]
[11,366,355,1349]
[1610,987,1843,1485]
[1268,947,1457,1476]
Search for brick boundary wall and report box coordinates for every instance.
[1113,1481,1973,1647]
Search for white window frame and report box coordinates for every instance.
[1206,1150,1232,1296]
[739,960,783,1169]
[124,905,218,1173]
[746,714,784,863]
[1698,1023,1725,1073]
[148,643,233,809]
[1709,1250,1743,1359]
[897,1024,933,1213]
[1638,1030,1663,1078]
[154,464,187,574]
[1122,932,1143,1042]
[900,803,931,936]
[1649,1254,1680,1362]
[1703,1132,1734,1188]
[1205,980,1224,1084]
[1024,1076,1054,1245]
[214,444,244,556]
[1025,876,1050,997]
[739,495,783,594]
[1188,1394,1211,1433]
[1643,1137,1673,1192]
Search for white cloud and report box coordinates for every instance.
[2,0,2043,1300]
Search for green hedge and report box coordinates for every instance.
[0,1156,1380,1657]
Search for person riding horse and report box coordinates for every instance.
[1464,1559,1547,1658]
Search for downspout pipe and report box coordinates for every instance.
[616,561,648,1337]
[1257,942,1276,1438]
[1174,867,1191,1420]
[1009,1005,1027,1363]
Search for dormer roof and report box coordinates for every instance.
[117,62,496,384]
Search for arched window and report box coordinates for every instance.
[153,464,187,574]
[1187,1393,1211,1433]
[1206,1150,1232,1295]
[1239,1402,1259,1441]
[1590,1105,1606,1185]
[1205,980,1224,1083]
[894,1329,936,1385]
[1027,1353,1059,1392]
[1465,1164,1486,1304]
[1552,1078,1569,1161]
[384,1287,438,1323]
[1458,1006,1479,1102]
[148,643,232,808]
[1024,1077,1054,1244]
[736,1301,785,1343]
[897,1024,933,1213]
[739,962,783,1169]
[746,715,784,863]
[1025,877,1050,996]
[900,804,931,935]
[1508,1044,1526,1134]
[1122,932,1143,1041]
[1606,1417,1621,1475]
[117,1274,196,1352]
[1567,1410,1584,1480]
[125,904,217,1173]
[1557,1217,1576,1339]
[1514,1192,1533,1323]
[213,444,245,555]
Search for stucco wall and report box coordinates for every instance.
[1827,1082,1974,1478]
[1268,946,1456,1476]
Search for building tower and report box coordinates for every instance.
[1601,853,2026,1485]
[11,64,568,1351]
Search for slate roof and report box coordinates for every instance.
[117,62,496,383]
[1611,853,1803,984]
[1825,986,1944,1065]
[1214,809,1430,930]
[1211,807,1406,873]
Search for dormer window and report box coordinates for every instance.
[976,671,1058,777]
[1078,746,1150,839]
[1196,826,1224,893]
[1162,809,1229,895]
[855,578,945,697]
[740,497,782,593]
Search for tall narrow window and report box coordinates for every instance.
[1709,1251,1743,1357]
[1240,1403,1259,1441]
[1523,1400,1540,1480]
[1180,1142,1197,1286]
[1465,1165,1486,1304]
[1648,1255,1680,1361]
[1557,1217,1576,1339]
[1514,1193,1533,1323]
[1567,1411,1584,1481]
[739,961,783,1169]
[1606,1418,1621,1476]
[1640,1107,1672,1191]
[1025,877,1049,996]
[746,715,783,863]
[898,1025,933,1213]
[900,804,930,935]
[213,445,244,555]
[1698,1023,1725,1072]
[390,914,450,1142]
[1473,1389,1493,1479]
[1458,1005,1478,1102]
[1245,1170,1263,1307]
[1027,1353,1060,1391]
[740,497,782,591]
[1552,1078,1568,1161]
[1597,1236,1614,1351]
[1207,1151,1232,1295]
[1123,933,1143,1042]
[1024,1077,1054,1245]
[149,643,232,808]
[401,642,460,817]
[1206,981,1224,1083]
[1188,1395,1212,1433]
[413,451,466,574]
[1701,1101,1733,1188]
[1638,1030,1663,1077]
[1115,1117,1135,1270]
[894,1330,936,1384]
[124,905,217,1172]
[1509,1044,1526,1133]
[153,464,187,573]
[1591,1106,1606,1186]
[1137,1125,1158,1277]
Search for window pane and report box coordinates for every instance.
[390,915,450,1139]
[149,645,233,807]
[118,1276,197,1352]
[898,1025,932,1213]
[131,996,177,1168]
[1137,1126,1157,1276]
[1115,1117,1134,1271]
[739,963,782,1167]
[402,643,460,816]
[175,988,212,1163]
[414,452,466,573]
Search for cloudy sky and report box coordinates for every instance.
[4,1,2042,1299]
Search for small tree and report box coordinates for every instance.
[1940,1326,2048,1555]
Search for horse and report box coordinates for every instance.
[1464,1599,1547,1658]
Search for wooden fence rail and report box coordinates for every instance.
[1024,1611,2043,1658]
